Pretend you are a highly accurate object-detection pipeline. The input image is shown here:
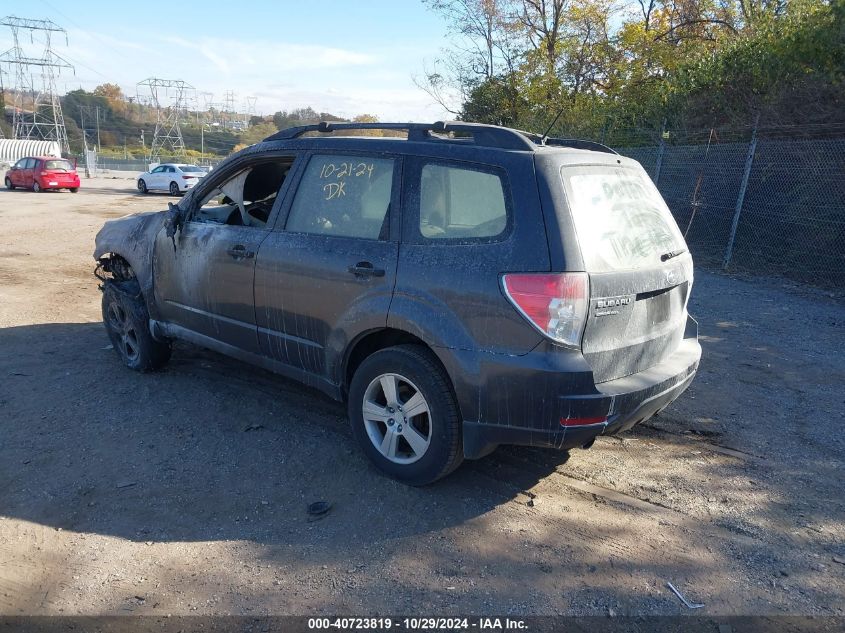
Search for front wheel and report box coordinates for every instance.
[348,345,463,485]
[102,280,171,371]
[169,181,180,196]
[33,181,42,193]
[4,177,13,190]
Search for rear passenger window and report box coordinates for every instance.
[419,164,508,240]
[285,155,394,240]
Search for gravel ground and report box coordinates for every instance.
[0,178,843,616]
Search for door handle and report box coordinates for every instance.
[348,261,385,278]
[227,244,255,259]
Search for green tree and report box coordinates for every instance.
[237,122,279,146]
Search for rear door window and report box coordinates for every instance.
[418,163,508,240]
[285,154,395,240]
[560,165,686,272]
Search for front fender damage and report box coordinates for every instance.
[93,211,166,313]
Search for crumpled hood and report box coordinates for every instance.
[93,211,163,259]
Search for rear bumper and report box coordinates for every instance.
[455,316,701,459]
[40,177,80,189]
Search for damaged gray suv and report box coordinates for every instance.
[95,121,701,485]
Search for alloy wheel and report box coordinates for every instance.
[107,301,140,363]
[362,373,432,464]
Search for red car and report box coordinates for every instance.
[5,156,81,193]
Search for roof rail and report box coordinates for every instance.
[540,137,618,155]
[264,120,535,151]
[262,120,619,154]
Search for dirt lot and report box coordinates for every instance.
[0,178,843,616]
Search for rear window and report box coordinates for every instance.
[560,165,685,272]
[44,159,73,171]
[179,165,205,173]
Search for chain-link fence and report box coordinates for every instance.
[70,155,225,174]
[610,127,845,289]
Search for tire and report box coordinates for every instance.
[102,280,171,372]
[348,344,463,485]
[137,179,148,194]
[33,181,42,193]
[69,187,79,193]
[169,181,180,196]
[5,177,13,190]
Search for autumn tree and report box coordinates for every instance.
[417,0,520,114]
[425,0,843,137]
[93,83,128,117]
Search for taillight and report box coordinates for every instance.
[502,272,589,347]
[182,175,196,180]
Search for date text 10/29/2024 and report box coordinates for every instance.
[308,618,528,630]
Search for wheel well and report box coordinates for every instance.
[95,253,136,283]
[344,329,449,397]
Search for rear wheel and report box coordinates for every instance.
[348,345,463,485]
[102,280,171,371]
[69,187,78,193]
[4,177,13,190]
[33,181,42,193]
[169,181,179,196]
[137,179,148,194]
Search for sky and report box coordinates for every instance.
[0,0,457,121]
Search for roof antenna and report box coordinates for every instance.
[540,106,566,145]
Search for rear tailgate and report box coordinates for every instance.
[557,161,692,383]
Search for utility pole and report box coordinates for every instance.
[95,105,101,151]
[0,15,74,153]
[81,130,91,177]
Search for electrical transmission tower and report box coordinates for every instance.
[0,16,74,153]
[0,67,6,139]
[223,90,236,129]
[198,91,213,124]
[137,77,194,160]
[244,95,257,124]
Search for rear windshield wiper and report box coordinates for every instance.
[660,248,687,262]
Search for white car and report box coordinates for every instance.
[137,163,207,196]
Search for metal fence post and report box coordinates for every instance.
[654,138,665,184]
[723,117,760,269]
[653,120,667,184]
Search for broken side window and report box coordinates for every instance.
[191,159,295,228]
